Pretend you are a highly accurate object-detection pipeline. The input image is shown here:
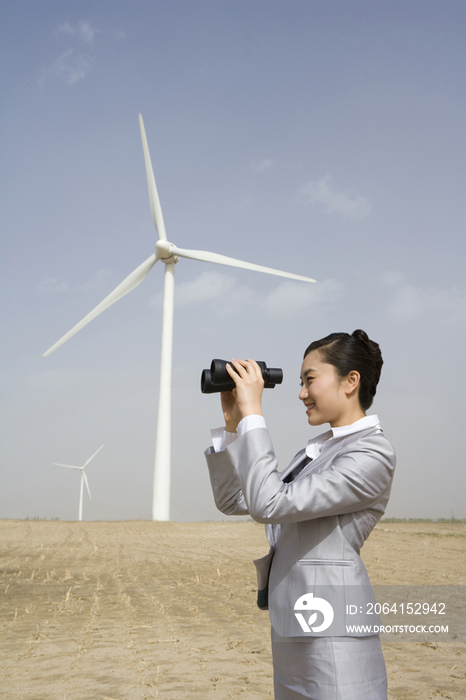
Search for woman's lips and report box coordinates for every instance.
[305,403,315,414]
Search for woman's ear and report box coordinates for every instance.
[343,371,361,396]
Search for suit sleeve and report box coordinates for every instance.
[205,446,249,516]
[227,428,395,524]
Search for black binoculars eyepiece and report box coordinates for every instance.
[201,359,283,394]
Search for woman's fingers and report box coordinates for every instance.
[225,359,249,384]
[224,358,265,418]
[247,359,266,383]
[225,361,239,383]
[228,359,265,385]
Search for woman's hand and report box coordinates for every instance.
[220,359,265,432]
[220,390,243,433]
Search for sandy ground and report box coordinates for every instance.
[1,520,465,700]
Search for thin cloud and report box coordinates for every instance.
[38,49,93,86]
[263,279,344,319]
[38,269,114,294]
[214,283,261,318]
[149,270,341,319]
[250,159,273,174]
[299,175,371,219]
[386,283,422,319]
[149,271,237,309]
[384,272,466,324]
[56,21,100,45]
[39,21,99,86]
[382,270,403,287]
[37,277,69,293]
[77,268,114,291]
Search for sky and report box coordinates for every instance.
[1,0,465,522]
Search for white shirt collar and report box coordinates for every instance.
[305,414,380,458]
[330,414,380,439]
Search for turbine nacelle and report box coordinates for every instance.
[156,240,179,264]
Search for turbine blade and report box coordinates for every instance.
[139,114,167,241]
[43,254,158,357]
[171,245,316,283]
[82,470,92,500]
[83,445,104,469]
[52,463,81,470]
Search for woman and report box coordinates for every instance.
[205,330,396,700]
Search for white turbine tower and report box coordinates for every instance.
[43,114,316,521]
[52,445,104,521]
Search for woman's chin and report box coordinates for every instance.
[307,413,324,426]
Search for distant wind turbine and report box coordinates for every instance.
[52,445,104,521]
[43,114,316,521]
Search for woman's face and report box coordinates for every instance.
[299,350,362,428]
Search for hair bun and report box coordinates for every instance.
[352,329,371,346]
[352,329,383,389]
[353,329,381,358]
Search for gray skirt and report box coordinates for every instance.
[271,629,387,700]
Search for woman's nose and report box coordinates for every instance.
[299,386,307,400]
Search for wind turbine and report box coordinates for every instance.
[52,445,104,521]
[43,114,316,521]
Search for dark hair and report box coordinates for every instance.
[303,330,383,411]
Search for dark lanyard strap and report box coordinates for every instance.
[283,455,313,483]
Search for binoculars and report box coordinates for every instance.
[201,359,283,394]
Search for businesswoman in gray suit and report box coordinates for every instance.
[205,330,396,700]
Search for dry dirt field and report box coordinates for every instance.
[1,520,465,700]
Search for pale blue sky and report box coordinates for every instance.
[1,1,465,521]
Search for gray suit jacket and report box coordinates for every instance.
[205,424,396,637]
